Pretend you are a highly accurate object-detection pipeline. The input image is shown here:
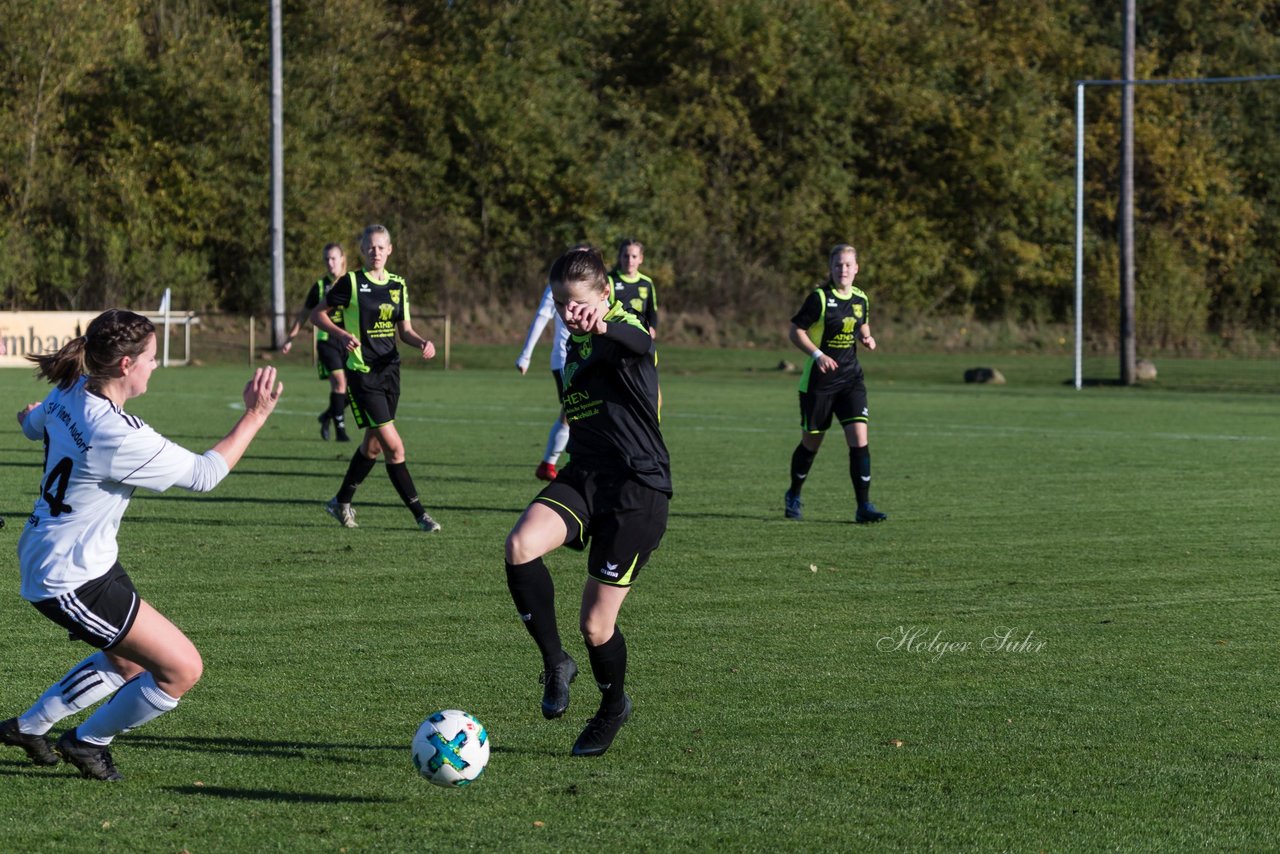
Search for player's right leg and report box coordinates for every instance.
[787,393,832,519]
[329,368,350,442]
[506,497,578,718]
[3,649,133,766]
[326,376,379,527]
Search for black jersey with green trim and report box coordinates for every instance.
[560,301,671,495]
[303,274,343,342]
[790,283,870,393]
[608,269,658,331]
[324,269,410,372]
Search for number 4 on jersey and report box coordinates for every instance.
[42,456,74,517]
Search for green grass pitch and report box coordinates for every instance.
[1,345,1278,851]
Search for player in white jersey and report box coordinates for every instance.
[516,245,590,482]
[0,309,282,781]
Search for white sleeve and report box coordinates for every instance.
[21,398,49,441]
[110,428,229,493]
[516,285,556,369]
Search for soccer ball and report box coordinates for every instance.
[411,710,490,788]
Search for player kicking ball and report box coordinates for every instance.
[503,247,671,756]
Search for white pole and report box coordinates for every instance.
[270,0,286,348]
[161,287,172,368]
[1074,82,1085,390]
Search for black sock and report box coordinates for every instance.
[789,444,817,495]
[504,559,564,670]
[329,392,347,425]
[386,461,426,518]
[337,452,377,503]
[586,629,627,714]
[850,445,871,506]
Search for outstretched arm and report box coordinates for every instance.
[209,367,284,470]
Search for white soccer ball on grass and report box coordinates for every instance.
[411,710,490,787]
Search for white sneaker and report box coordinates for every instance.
[325,497,357,528]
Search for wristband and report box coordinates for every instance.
[811,349,824,360]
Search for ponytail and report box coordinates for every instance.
[29,337,90,389]
[29,309,155,390]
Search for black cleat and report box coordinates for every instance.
[571,695,632,757]
[855,503,888,524]
[334,423,350,442]
[539,654,578,720]
[318,412,331,440]
[784,490,803,520]
[55,729,123,781]
[0,717,59,766]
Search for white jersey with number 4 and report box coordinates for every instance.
[18,377,229,602]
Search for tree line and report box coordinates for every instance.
[1,0,1277,349]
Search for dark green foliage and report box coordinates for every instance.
[1,0,1277,348]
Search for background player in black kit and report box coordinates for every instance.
[310,225,441,532]
[504,247,671,757]
[784,243,888,524]
[607,237,658,337]
[283,242,350,441]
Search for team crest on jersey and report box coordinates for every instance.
[390,288,401,305]
[563,362,579,387]
[578,338,592,360]
[853,304,864,320]
[638,286,648,300]
[630,298,644,313]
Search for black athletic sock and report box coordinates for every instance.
[850,445,871,506]
[337,452,377,503]
[329,392,347,425]
[505,558,564,669]
[586,629,628,714]
[386,461,426,518]
[789,444,818,495]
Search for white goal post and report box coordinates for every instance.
[1073,72,1280,389]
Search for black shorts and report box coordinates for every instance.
[799,379,869,434]
[32,562,141,650]
[316,338,347,380]
[533,465,669,587]
[347,363,401,429]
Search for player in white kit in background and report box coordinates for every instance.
[517,245,591,482]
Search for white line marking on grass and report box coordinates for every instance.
[229,403,1273,442]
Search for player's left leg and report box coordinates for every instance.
[537,372,569,480]
[843,420,886,523]
[572,482,666,756]
[58,601,202,781]
[370,421,439,531]
[837,380,886,523]
[573,580,633,757]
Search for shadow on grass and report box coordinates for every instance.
[164,785,398,804]
[1065,377,1130,387]
[129,733,401,762]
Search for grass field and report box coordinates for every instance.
[2,345,1278,851]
